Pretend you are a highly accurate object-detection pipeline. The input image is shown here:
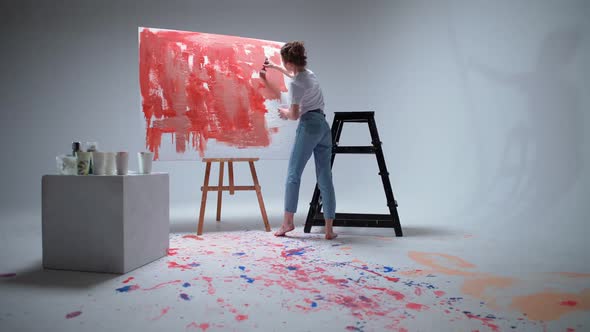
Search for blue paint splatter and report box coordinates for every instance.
[287,266,297,271]
[233,252,246,256]
[180,293,190,301]
[189,263,200,267]
[183,282,191,288]
[240,275,255,283]
[283,247,307,257]
[239,266,246,271]
[116,285,139,293]
[383,266,397,273]
[311,302,318,308]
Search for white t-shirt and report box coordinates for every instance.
[289,69,325,115]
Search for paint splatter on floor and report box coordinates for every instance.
[1,230,588,331]
[65,311,82,319]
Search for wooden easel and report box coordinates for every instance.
[197,158,271,235]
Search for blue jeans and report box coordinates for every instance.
[285,111,336,219]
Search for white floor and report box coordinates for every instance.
[1,203,589,332]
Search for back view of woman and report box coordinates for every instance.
[260,41,337,240]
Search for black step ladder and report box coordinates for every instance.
[303,111,403,237]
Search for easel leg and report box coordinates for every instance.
[197,161,212,235]
[228,161,235,195]
[216,161,224,222]
[249,161,271,232]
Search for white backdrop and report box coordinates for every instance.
[0,1,588,240]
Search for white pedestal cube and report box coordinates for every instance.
[42,173,169,274]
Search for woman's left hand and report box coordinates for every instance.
[278,108,289,120]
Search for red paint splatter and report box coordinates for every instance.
[200,276,216,295]
[122,277,134,284]
[560,300,577,306]
[151,307,170,321]
[365,286,405,301]
[139,28,288,159]
[168,261,200,270]
[235,314,248,321]
[143,280,182,291]
[65,311,82,319]
[415,287,422,296]
[434,290,446,297]
[350,264,399,282]
[464,313,500,332]
[405,303,429,311]
[183,235,204,241]
[186,322,210,331]
[167,248,179,256]
[566,328,576,332]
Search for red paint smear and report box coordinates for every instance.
[186,322,210,331]
[139,28,288,159]
[365,286,405,301]
[235,314,248,321]
[405,303,429,311]
[465,313,500,332]
[65,311,82,319]
[168,261,199,270]
[560,300,577,307]
[143,280,182,291]
[122,277,135,284]
[201,276,216,295]
[167,248,179,256]
[152,307,170,321]
[415,287,422,296]
[567,328,576,332]
[350,264,399,282]
[434,290,446,297]
[183,235,204,241]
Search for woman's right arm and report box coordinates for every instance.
[264,62,293,78]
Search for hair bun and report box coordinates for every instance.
[281,41,307,67]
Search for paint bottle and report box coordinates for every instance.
[72,142,81,157]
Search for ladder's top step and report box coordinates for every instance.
[334,111,375,120]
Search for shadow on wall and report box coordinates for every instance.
[460,26,584,225]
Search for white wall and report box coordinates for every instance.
[1,1,588,239]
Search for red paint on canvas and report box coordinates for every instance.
[139,28,288,159]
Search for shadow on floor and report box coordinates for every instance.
[4,260,118,289]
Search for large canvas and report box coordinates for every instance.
[139,27,296,160]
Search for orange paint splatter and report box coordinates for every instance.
[510,289,590,321]
[553,272,590,278]
[461,276,516,309]
[408,251,477,276]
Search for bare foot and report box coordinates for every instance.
[274,224,295,237]
[325,233,338,240]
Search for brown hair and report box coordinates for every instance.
[281,41,307,67]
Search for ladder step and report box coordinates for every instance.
[311,213,395,228]
[333,146,375,154]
